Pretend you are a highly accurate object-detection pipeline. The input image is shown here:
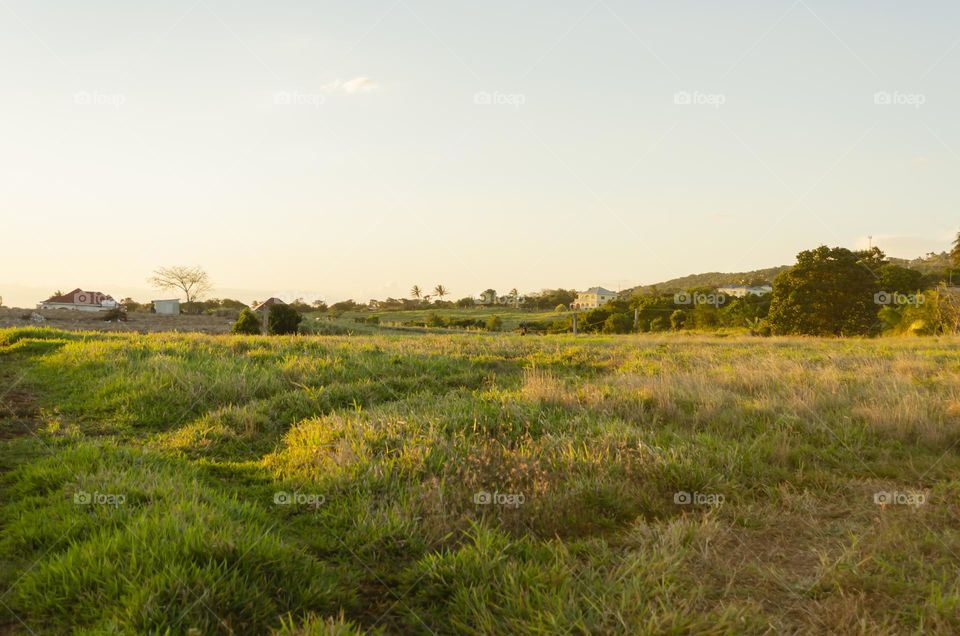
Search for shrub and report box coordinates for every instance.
[427,313,447,328]
[268,305,302,335]
[485,315,503,332]
[232,308,262,335]
[602,313,633,334]
[555,304,567,313]
[670,309,687,331]
[101,308,127,322]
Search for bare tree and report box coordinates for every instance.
[148,266,212,303]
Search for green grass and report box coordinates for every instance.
[316,307,567,331]
[2,327,960,633]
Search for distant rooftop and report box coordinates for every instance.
[582,287,615,295]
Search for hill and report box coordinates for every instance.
[623,251,955,297]
[623,265,791,296]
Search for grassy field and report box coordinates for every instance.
[324,307,567,331]
[1,327,960,634]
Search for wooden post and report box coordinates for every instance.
[572,312,578,335]
[634,308,639,329]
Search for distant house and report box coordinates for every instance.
[253,297,286,313]
[39,288,117,312]
[152,299,180,315]
[573,287,616,310]
[717,285,773,298]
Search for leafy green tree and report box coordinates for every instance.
[602,312,633,334]
[878,264,925,295]
[649,316,667,332]
[268,304,302,335]
[456,296,475,308]
[766,246,883,336]
[232,308,261,335]
[951,232,960,268]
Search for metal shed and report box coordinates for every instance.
[152,299,180,315]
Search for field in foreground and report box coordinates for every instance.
[1,328,959,634]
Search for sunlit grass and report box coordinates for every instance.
[2,327,959,633]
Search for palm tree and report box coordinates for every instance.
[434,284,448,301]
[410,285,422,300]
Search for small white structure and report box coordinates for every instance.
[572,287,617,310]
[717,285,773,298]
[152,299,180,315]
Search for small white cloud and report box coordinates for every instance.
[321,77,378,95]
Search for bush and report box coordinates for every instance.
[602,313,633,334]
[649,317,667,332]
[485,315,503,332]
[670,309,686,331]
[232,308,261,335]
[101,308,127,322]
[268,305,302,335]
[555,304,567,313]
[427,313,447,328]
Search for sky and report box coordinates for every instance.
[1,0,959,307]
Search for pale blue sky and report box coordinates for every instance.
[2,0,958,306]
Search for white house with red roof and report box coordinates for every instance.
[38,288,118,312]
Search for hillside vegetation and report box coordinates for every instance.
[2,328,960,633]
